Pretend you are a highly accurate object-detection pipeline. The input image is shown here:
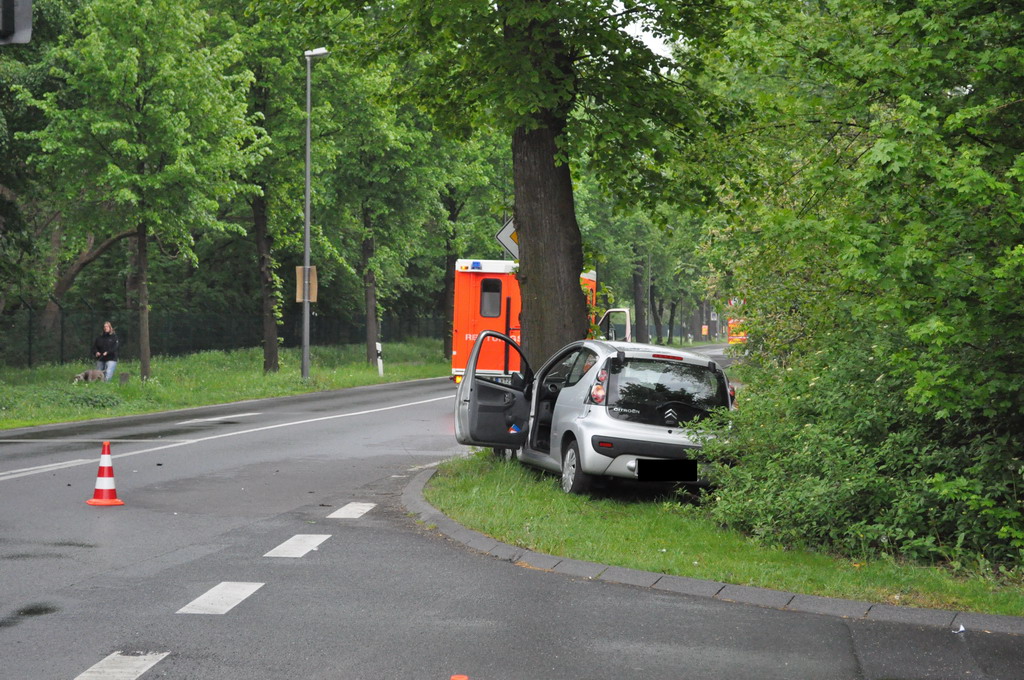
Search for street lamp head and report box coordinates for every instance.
[304,47,330,58]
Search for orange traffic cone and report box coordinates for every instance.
[86,441,124,506]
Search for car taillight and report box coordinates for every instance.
[589,364,609,404]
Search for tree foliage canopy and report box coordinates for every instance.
[697,0,1024,567]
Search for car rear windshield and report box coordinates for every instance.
[606,357,728,426]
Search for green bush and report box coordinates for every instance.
[47,385,125,410]
[702,334,1023,574]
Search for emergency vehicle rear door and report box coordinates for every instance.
[597,308,632,342]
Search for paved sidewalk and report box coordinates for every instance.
[402,467,1024,637]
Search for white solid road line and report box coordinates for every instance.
[264,534,331,558]
[176,412,262,425]
[75,651,170,679]
[176,582,264,615]
[327,502,376,519]
[0,394,454,483]
[0,458,94,482]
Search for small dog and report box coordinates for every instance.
[73,369,106,383]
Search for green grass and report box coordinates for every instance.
[0,338,449,429]
[424,450,1024,617]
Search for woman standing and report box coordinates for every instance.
[92,321,119,382]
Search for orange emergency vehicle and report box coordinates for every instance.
[726,298,748,344]
[451,259,597,381]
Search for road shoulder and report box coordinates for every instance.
[402,467,1024,637]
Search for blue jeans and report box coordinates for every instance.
[96,361,117,382]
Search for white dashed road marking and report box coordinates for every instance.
[327,502,376,519]
[264,534,331,558]
[75,651,169,679]
[176,582,264,615]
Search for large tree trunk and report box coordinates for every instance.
[632,255,650,343]
[512,111,588,365]
[667,300,677,344]
[360,211,379,365]
[441,186,463,362]
[443,247,456,362]
[252,190,279,373]
[652,286,665,345]
[136,222,151,379]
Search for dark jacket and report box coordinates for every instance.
[92,332,119,362]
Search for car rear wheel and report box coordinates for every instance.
[561,440,592,494]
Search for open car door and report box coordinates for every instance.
[455,330,532,449]
[597,308,632,342]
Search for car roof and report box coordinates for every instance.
[584,340,719,366]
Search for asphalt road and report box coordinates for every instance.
[1,373,1021,679]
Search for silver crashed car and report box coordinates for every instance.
[455,330,734,493]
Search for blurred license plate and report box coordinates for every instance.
[637,459,698,482]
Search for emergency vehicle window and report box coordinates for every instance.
[480,279,502,318]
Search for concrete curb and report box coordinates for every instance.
[402,467,1024,636]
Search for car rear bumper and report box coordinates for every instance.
[580,432,704,482]
[589,434,699,459]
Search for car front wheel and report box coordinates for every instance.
[561,440,592,494]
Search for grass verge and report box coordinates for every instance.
[424,450,1024,617]
[0,339,449,429]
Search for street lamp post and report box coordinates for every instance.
[302,47,329,379]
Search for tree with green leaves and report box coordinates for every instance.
[19,0,267,378]
[697,0,1024,567]
[316,52,446,364]
[358,0,725,364]
[215,1,342,373]
[434,128,513,360]
[0,0,81,317]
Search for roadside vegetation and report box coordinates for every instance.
[701,347,1024,584]
[0,339,448,429]
[425,450,1024,617]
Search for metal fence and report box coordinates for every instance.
[0,308,447,369]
